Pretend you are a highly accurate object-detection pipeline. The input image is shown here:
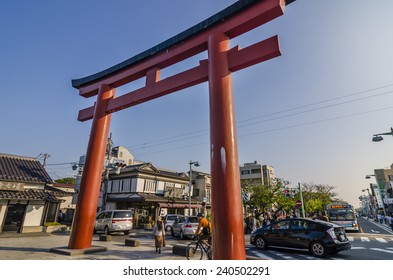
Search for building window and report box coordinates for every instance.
[144,179,157,193]
[122,179,132,192]
[164,182,175,188]
[109,180,122,193]
[241,170,250,175]
[251,169,261,174]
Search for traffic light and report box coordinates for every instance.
[113,162,127,174]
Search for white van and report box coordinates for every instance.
[94,210,133,235]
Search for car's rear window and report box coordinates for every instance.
[113,211,133,218]
[188,217,198,223]
[167,216,177,221]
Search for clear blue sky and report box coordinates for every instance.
[1,0,393,207]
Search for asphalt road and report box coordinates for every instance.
[104,218,393,260]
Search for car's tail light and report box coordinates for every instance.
[184,224,192,228]
[327,228,337,240]
[112,218,132,223]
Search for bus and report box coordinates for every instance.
[326,203,359,232]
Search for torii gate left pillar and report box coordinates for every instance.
[69,0,293,259]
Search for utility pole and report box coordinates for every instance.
[298,183,305,218]
[102,133,113,211]
[38,153,50,167]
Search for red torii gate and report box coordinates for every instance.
[70,0,294,259]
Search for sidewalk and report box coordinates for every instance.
[0,229,187,260]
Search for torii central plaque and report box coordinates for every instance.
[70,0,294,259]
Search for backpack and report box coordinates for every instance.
[202,222,211,235]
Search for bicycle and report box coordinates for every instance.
[186,235,212,260]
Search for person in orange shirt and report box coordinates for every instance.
[194,213,212,245]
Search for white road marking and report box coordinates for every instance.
[375,237,388,243]
[276,253,295,260]
[254,251,272,259]
[370,248,393,254]
[360,237,370,242]
[347,236,354,241]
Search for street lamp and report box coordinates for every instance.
[365,174,375,179]
[372,127,393,142]
[188,160,200,216]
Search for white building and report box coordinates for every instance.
[239,161,275,187]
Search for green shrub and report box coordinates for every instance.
[44,222,61,227]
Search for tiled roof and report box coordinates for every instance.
[45,185,74,196]
[117,162,188,180]
[0,153,53,184]
[0,189,59,202]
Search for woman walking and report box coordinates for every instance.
[152,216,165,253]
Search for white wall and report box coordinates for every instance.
[23,204,44,226]
[135,178,145,192]
[0,201,7,229]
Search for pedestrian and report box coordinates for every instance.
[388,214,393,231]
[57,210,64,223]
[152,216,165,253]
[378,213,384,224]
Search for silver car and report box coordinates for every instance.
[94,210,133,235]
[171,216,199,239]
[164,214,184,231]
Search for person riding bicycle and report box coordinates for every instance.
[194,213,212,245]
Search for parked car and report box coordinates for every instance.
[94,210,133,235]
[171,216,199,239]
[250,218,351,258]
[164,214,184,231]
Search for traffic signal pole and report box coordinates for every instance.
[298,183,305,218]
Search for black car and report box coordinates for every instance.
[250,218,351,258]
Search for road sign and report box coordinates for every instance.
[296,200,302,207]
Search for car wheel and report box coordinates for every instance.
[165,225,171,232]
[180,231,185,240]
[255,236,267,249]
[310,241,327,258]
[124,231,130,235]
[104,226,110,235]
[171,228,175,237]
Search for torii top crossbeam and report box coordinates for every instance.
[73,0,294,121]
[69,0,294,260]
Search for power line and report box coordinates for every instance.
[128,83,393,152]
[136,105,393,157]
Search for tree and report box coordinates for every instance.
[243,178,293,219]
[54,177,76,185]
[300,182,338,216]
[243,180,343,219]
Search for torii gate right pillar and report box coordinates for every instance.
[208,32,246,260]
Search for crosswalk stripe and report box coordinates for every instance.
[347,236,354,241]
[360,237,370,242]
[376,237,388,243]
[303,255,320,260]
[254,251,272,259]
[370,248,393,254]
[276,252,298,260]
